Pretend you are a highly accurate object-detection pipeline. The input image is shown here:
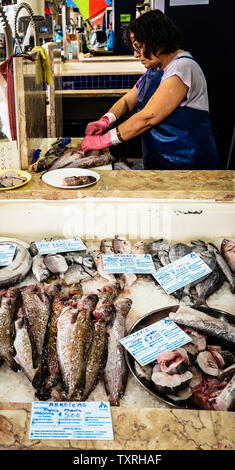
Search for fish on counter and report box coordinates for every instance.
[92,250,116,283]
[0,241,32,288]
[62,175,97,187]
[32,254,50,282]
[44,254,68,275]
[48,149,85,171]
[65,154,115,169]
[0,170,27,188]
[14,308,37,381]
[207,243,235,293]
[32,148,84,172]
[104,298,133,406]
[56,294,98,399]
[0,287,21,371]
[221,239,235,272]
[112,236,137,290]
[21,285,51,373]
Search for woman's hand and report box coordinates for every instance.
[85,116,111,136]
[81,128,121,153]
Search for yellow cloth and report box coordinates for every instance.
[32,46,52,85]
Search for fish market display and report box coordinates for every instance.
[0,234,234,410]
[0,170,27,188]
[62,175,97,187]
[64,154,115,169]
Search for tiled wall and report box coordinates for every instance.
[61,74,142,90]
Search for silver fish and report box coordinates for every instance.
[92,250,116,283]
[0,287,20,371]
[157,249,170,266]
[207,243,235,293]
[14,309,37,381]
[48,149,84,171]
[213,375,235,411]
[169,304,235,346]
[63,264,91,285]
[195,266,225,304]
[44,254,68,274]
[104,298,132,405]
[221,239,235,272]
[169,243,192,263]
[147,239,170,254]
[0,242,32,288]
[32,254,50,282]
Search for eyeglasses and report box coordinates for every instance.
[132,43,143,54]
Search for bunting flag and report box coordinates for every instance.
[66,1,109,21]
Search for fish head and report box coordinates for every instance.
[221,239,235,254]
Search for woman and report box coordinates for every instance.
[81,10,221,170]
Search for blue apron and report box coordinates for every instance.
[137,57,221,170]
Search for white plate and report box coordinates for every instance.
[41,168,100,189]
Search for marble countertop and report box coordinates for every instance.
[0,403,234,450]
[0,170,234,201]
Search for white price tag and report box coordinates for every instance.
[29,402,114,440]
[102,253,156,274]
[153,252,212,294]
[120,318,191,366]
[0,244,16,266]
[36,238,86,255]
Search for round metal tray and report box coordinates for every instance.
[124,304,235,409]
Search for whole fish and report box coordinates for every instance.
[157,249,170,266]
[169,304,235,346]
[221,239,235,272]
[48,149,84,171]
[35,292,68,399]
[113,236,137,289]
[183,251,216,295]
[0,242,32,288]
[195,266,225,304]
[21,284,51,370]
[100,239,114,254]
[169,243,192,263]
[57,294,98,399]
[65,154,115,169]
[14,308,37,381]
[147,239,170,255]
[92,299,115,325]
[32,254,50,282]
[44,254,68,274]
[0,287,20,371]
[104,298,132,405]
[92,250,116,283]
[190,240,207,255]
[63,264,91,285]
[207,243,235,293]
[63,175,96,187]
[112,235,132,254]
[80,319,107,401]
[97,282,121,302]
[131,241,148,254]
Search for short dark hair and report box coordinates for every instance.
[123,9,181,58]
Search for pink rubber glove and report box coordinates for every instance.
[81,128,120,153]
[85,116,110,136]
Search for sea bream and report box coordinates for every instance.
[21,284,51,370]
[92,250,116,283]
[104,298,132,405]
[112,236,137,289]
[0,287,20,371]
[221,239,235,272]
[56,294,98,399]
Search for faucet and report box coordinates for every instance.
[0,4,14,57]
[13,1,39,53]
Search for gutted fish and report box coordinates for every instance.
[104,298,132,405]
[181,327,207,351]
[213,375,235,411]
[169,304,235,346]
[0,242,32,288]
[157,350,188,375]
[14,309,37,381]
[57,294,98,399]
[134,361,153,382]
[44,254,68,274]
[63,175,96,187]
[0,287,20,371]
[192,376,227,410]
[151,369,193,394]
[32,254,50,282]
[21,284,51,370]
[189,366,203,388]
[167,387,193,402]
[196,351,220,376]
[65,154,115,169]
[81,319,107,401]
[221,239,235,272]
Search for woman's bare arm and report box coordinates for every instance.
[117,75,188,140]
[107,85,138,120]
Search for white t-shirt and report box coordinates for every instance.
[161,51,209,111]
